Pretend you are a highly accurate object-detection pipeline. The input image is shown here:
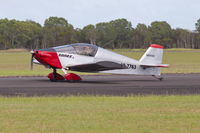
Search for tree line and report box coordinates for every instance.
[0,17,200,50]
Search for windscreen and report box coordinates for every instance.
[71,43,98,57]
[54,45,76,54]
[54,43,98,57]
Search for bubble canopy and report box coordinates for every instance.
[53,43,98,57]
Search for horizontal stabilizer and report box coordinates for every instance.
[140,63,169,68]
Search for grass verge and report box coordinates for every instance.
[0,96,200,133]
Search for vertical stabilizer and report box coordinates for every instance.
[140,44,164,65]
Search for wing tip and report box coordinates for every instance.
[158,64,170,68]
[140,64,170,68]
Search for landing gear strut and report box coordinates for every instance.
[152,75,163,81]
[48,68,65,82]
[52,68,57,82]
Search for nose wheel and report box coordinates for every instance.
[48,68,65,82]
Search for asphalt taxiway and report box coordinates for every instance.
[0,74,200,96]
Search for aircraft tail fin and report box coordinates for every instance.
[139,44,169,69]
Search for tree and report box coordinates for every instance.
[110,19,132,48]
[195,19,200,49]
[42,17,76,48]
[195,19,200,33]
[174,28,199,48]
[132,24,151,48]
[80,24,97,44]
[1,17,200,50]
[150,21,173,48]
[95,22,117,48]
[23,20,42,49]
[0,19,42,49]
[0,19,10,49]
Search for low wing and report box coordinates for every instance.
[68,61,126,72]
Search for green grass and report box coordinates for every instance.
[0,49,200,76]
[0,52,52,76]
[0,96,200,133]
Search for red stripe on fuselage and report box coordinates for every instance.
[34,51,62,69]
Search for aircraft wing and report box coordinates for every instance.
[68,61,126,72]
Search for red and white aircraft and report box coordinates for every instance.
[31,43,169,81]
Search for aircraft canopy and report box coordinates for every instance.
[54,43,98,57]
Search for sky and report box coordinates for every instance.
[0,0,199,30]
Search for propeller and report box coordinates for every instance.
[30,50,35,70]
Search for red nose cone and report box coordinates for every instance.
[34,51,62,68]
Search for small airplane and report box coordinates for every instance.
[31,43,169,82]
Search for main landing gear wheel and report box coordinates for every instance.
[64,73,82,82]
[152,75,163,81]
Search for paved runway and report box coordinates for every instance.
[0,74,200,96]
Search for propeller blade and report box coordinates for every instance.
[30,50,35,70]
